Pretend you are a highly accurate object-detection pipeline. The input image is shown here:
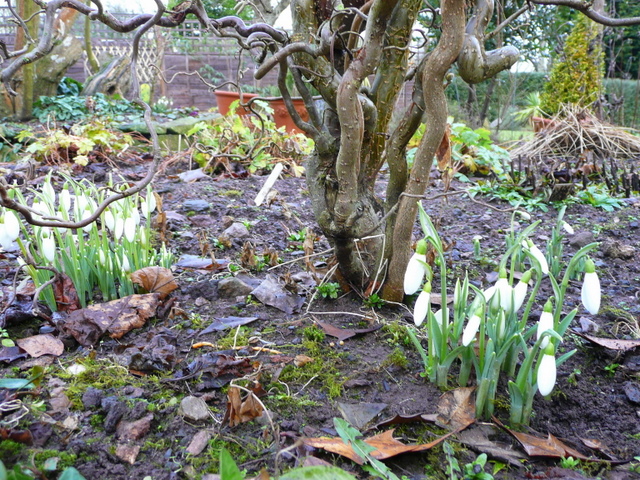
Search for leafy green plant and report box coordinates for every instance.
[603,363,620,376]
[7,174,172,309]
[364,293,385,309]
[33,93,142,123]
[406,203,598,424]
[512,92,546,124]
[576,185,625,212]
[317,282,340,299]
[16,121,133,166]
[287,228,307,242]
[186,105,314,173]
[559,456,581,469]
[0,327,15,347]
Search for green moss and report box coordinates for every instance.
[217,326,251,348]
[89,414,105,430]
[382,321,412,347]
[302,325,325,343]
[382,347,409,369]
[0,440,26,464]
[33,449,78,471]
[219,190,243,197]
[278,345,345,399]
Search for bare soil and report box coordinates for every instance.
[1,157,640,480]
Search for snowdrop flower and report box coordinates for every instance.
[114,217,124,240]
[124,217,137,242]
[495,268,513,312]
[537,344,557,396]
[121,254,131,273]
[562,221,574,235]
[141,194,157,218]
[513,270,532,312]
[99,250,106,267]
[59,187,71,214]
[404,239,428,295]
[433,307,449,327]
[483,284,501,313]
[581,258,600,315]
[516,210,531,221]
[536,299,554,349]
[462,311,482,346]
[42,179,56,205]
[522,239,549,275]
[81,207,94,233]
[0,211,21,250]
[41,229,56,262]
[413,281,431,327]
[103,210,115,232]
[131,207,141,226]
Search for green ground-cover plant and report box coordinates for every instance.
[3,174,172,309]
[405,204,599,424]
[16,121,134,166]
[187,101,314,173]
[33,93,143,123]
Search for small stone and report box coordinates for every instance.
[180,396,210,422]
[569,231,595,248]
[115,444,141,465]
[183,199,210,212]
[630,221,639,229]
[218,277,253,298]
[116,414,154,441]
[577,317,600,334]
[601,239,635,260]
[104,400,127,433]
[195,297,209,306]
[82,387,104,408]
[222,222,250,240]
[186,430,212,455]
[623,382,640,404]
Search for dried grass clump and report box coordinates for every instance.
[511,105,640,162]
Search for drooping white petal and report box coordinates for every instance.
[413,289,430,327]
[536,311,554,349]
[42,180,56,204]
[3,211,21,242]
[131,208,141,226]
[104,211,115,232]
[122,254,131,273]
[124,217,136,242]
[404,253,427,295]
[529,243,549,275]
[42,234,56,262]
[462,314,481,346]
[81,208,94,233]
[513,280,528,312]
[495,277,513,312]
[562,221,574,235]
[537,354,557,396]
[60,188,71,213]
[581,271,601,315]
[433,307,449,326]
[114,217,124,240]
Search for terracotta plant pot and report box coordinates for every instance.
[531,116,556,133]
[267,97,309,134]
[214,90,258,116]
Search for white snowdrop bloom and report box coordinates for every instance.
[495,276,513,312]
[131,208,141,226]
[122,254,131,273]
[537,349,557,396]
[114,217,125,240]
[3,211,21,242]
[581,259,600,315]
[404,239,428,295]
[413,285,431,327]
[433,307,449,326]
[81,208,94,233]
[462,314,481,347]
[562,221,574,235]
[59,188,72,213]
[42,180,56,204]
[124,217,137,242]
[523,240,549,275]
[512,270,532,312]
[41,231,56,262]
[104,210,115,232]
[536,302,554,349]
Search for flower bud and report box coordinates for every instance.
[537,344,557,396]
[581,259,600,315]
[413,281,431,327]
[404,239,428,295]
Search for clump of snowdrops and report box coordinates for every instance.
[0,174,172,310]
[405,203,599,425]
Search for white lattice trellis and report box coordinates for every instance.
[86,43,159,84]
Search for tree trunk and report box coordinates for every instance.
[34,35,84,97]
[15,0,40,120]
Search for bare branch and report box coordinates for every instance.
[529,0,640,26]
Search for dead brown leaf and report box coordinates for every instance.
[52,273,81,312]
[294,354,314,367]
[316,321,381,341]
[240,242,258,270]
[304,426,471,464]
[436,124,451,171]
[131,267,178,299]
[62,294,159,346]
[225,386,264,427]
[571,330,640,352]
[303,228,316,275]
[16,334,64,358]
[436,387,476,431]
[494,417,590,459]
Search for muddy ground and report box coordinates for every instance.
[1,157,640,480]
